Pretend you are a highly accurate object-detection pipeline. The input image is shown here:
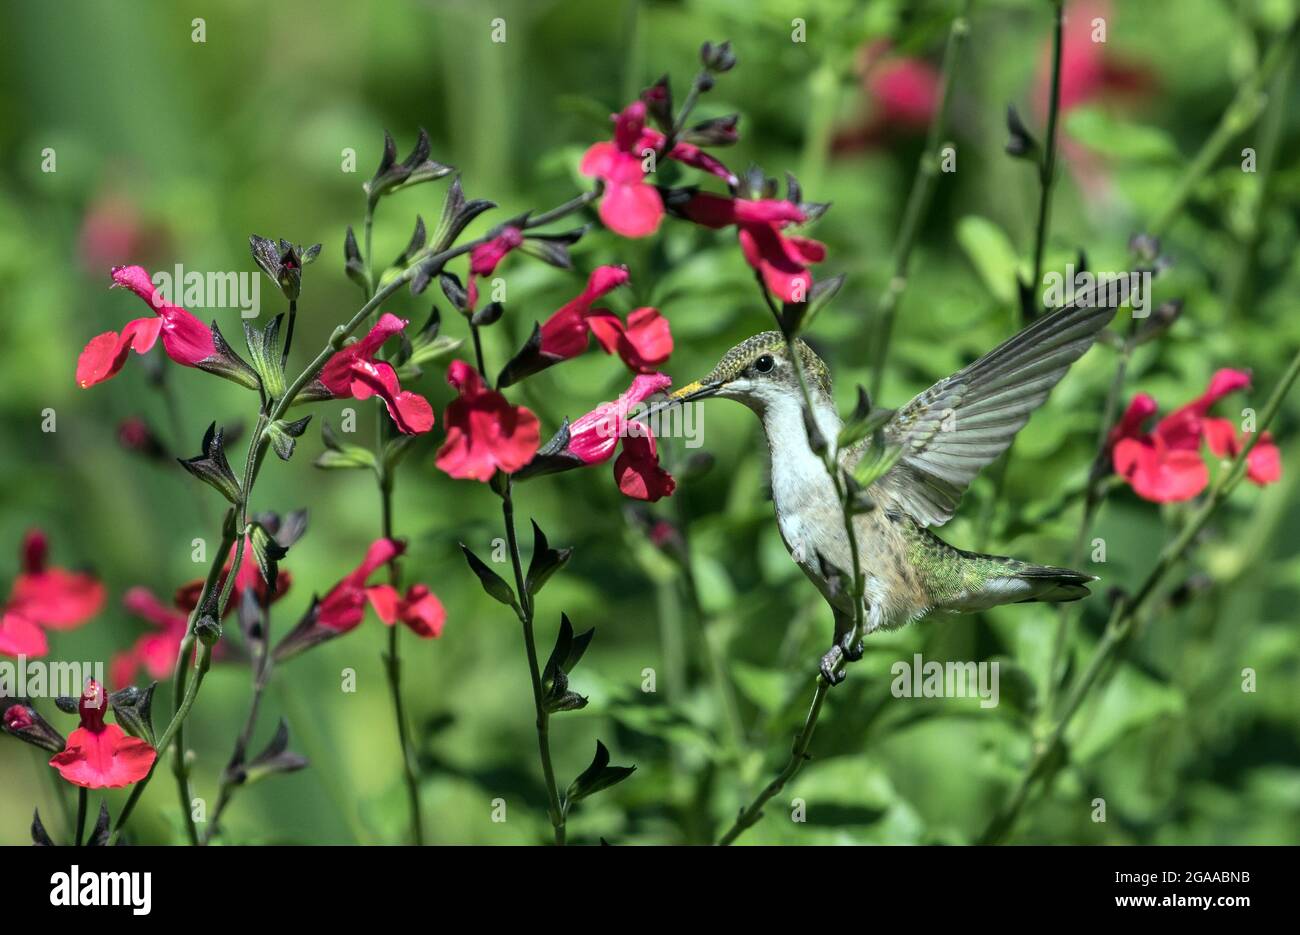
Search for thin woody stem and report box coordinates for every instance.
[379,465,424,845]
[974,0,1063,547]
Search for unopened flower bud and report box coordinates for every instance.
[195,615,222,647]
[2,700,66,753]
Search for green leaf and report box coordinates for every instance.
[238,719,309,786]
[459,543,519,612]
[108,682,157,745]
[836,386,894,451]
[956,215,1020,305]
[344,226,368,296]
[542,612,594,713]
[852,437,905,488]
[267,416,312,462]
[314,419,377,472]
[250,522,289,591]
[526,519,573,597]
[566,740,636,804]
[1065,107,1181,162]
[408,334,463,368]
[177,423,242,503]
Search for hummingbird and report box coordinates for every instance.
[669,281,1132,683]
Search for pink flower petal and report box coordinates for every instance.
[0,612,48,658]
[614,432,676,501]
[599,181,664,238]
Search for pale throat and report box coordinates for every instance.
[759,390,843,516]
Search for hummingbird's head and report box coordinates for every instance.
[669,331,832,413]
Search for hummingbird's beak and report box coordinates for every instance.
[669,379,721,403]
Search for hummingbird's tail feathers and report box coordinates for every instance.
[929,551,1096,613]
[1007,564,1097,604]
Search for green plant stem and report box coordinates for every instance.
[113,641,215,842]
[981,344,1300,843]
[1028,0,1064,315]
[974,0,1065,546]
[1147,19,1298,240]
[469,321,487,379]
[1035,24,1296,724]
[282,299,298,366]
[170,517,241,847]
[1226,45,1293,320]
[717,670,833,846]
[379,468,425,845]
[716,281,870,846]
[501,479,566,845]
[363,199,377,295]
[201,594,274,845]
[361,189,426,846]
[1041,321,1137,722]
[74,787,87,846]
[868,0,972,398]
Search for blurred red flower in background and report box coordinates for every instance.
[8,530,105,630]
[833,41,940,153]
[2,531,104,659]
[111,587,193,688]
[366,583,446,639]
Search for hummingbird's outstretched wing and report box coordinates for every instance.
[856,274,1138,527]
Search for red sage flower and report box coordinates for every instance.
[539,266,672,374]
[304,313,435,435]
[1112,369,1282,502]
[678,192,825,303]
[567,373,676,501]
[436,360,541,481]
[77,265,254,388]
[49,681,156,789]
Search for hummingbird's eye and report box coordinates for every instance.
[753,354,776,374]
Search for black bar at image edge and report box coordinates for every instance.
[6,844,1285,921]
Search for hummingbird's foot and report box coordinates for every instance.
[841,631,865,662]
[819,645,847,686]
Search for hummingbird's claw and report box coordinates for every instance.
[819,645,847,686]
[841,634,864,662]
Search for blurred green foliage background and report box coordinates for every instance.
[1,0,1298,845]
